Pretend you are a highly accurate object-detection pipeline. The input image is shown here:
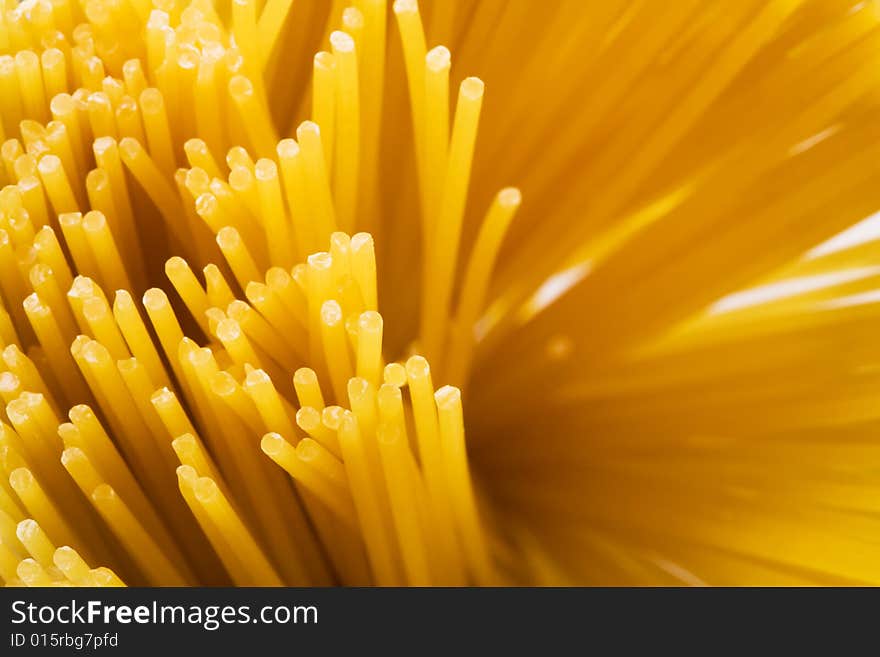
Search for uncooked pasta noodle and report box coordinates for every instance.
[0,0,878,587]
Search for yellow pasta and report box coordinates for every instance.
[165,256,211,335]
[296,121,336,242]
[37,153,78,214]
[320,300,353,402]
[423,45,449,231]
[420,77,484,362]
[139,88,176,177]
[112,290,169,388]
[90,483,188,585]
[17,558,54,586]
[293,367,325,410]
[192,474,281,586]
[337,411,400,586]
[376,420,431,585]
[53,546,95,586]
[329,30,359,232]
[216,225,261,288]
[0,0,876,590]
[261,432,357,530]
[9,467,81,553]
[86,92,116,140]
[28,264,77,340]
[311,51,336,173]
[81,210,132,291]
[254,158,295,266]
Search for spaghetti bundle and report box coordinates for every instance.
[0,0,879,585]
[0,0,506,586]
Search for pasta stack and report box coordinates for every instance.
[0,0,510,586]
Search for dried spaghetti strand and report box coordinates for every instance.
[435,385,492,584]
[192,475,282,586]
[330,30,360,232]
[261,432,358,529]
[421,77,485,362]
[447,188,522,384]
[337,411,402,585]
[90,484,189,585]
